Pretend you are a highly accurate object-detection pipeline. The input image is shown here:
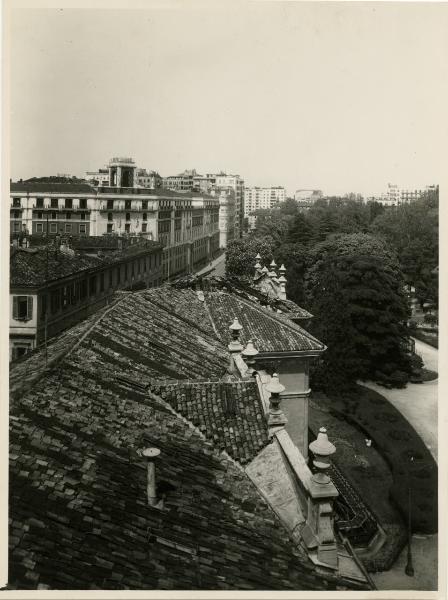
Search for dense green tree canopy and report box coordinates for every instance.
[306,234,411,390]
[225,237,273,279]
[370,193,438,307]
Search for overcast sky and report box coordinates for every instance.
[8,1,448,196]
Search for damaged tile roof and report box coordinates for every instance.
[151,380,269,464]
[204,291,325,354]
[10,243,161,289]
[10,247,104,288]
[9,289,340,591]
[11,181,95,194]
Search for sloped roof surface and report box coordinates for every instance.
[10,243,163,288]
[9,290,336,591]
[11,182,95,194]
[10,247,103,287]
[277,298,313,319]
[152,380,269,464]
[204,291,325,353]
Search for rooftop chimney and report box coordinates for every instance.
[141,447,162,508]
[228,317,243,353]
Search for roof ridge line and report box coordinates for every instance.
[220,291,325,348]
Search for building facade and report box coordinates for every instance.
[386,183,437,206]
[9,239,163,361]
[244,186,286,229]
[162,170,245,239]
[293,189,323,204]
[11,158,221,282]
[218,189,236,248]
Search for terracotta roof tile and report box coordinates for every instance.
[153,380,268,464]
[7,287,345,591]
[9,368,334,590]
[204,291,324,354]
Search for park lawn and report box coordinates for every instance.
[311,385,437,536]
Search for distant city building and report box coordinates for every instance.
[293,189,323,204]
[162,169,201,192]
[87,161,162,190]
[163,169,244,240]
[244,186,286,229]
[217,189,236,248]
[368,184,437,206]
[11,157,220,282]
[135,168,162,189]
[85,168,110,186]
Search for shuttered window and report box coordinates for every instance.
[13,296,33,321]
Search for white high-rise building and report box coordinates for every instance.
[244,186,286,229]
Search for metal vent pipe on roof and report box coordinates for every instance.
[141,447,161,507]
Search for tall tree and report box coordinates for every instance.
[370,194,438,307]
[306,234,412,390]
[226,237,273,279]
[274,242,308,305]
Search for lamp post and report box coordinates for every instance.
[405,455,414,577]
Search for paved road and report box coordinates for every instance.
[362,339,438,462]
[372,534,438,591]
[196,252,226,277]
[364,339,438,591]
[414,337,438,372]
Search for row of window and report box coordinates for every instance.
[34,223,88,234]
[107,212,147,222]
[33,211,87,220]
[47,254,162,315]
[14,198,89,209]
[106,223,149,233]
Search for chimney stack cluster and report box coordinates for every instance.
[253,254,287,301]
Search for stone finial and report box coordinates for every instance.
[309,427,336,485]
[261,266,269,275]
[266,373,287,433]
[270,259,277,268]
[279,263,286,275]
[255,253,262,260]
[228,317,243,353]
[241,340,259,376]
[277,274,287,300]
[254,261,262,279]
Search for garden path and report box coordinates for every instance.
[362,340,438,462]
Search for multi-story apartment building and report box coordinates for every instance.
[217,189,236,248]
[162,169,244,241]
[367,184,438,206]
[85,168,110,186]
[244,186,286,229]
[162,169,201,192]
[135,168,162,189]
[294,189,323,204]
[10,157,220,282]
[87,159,162,189]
